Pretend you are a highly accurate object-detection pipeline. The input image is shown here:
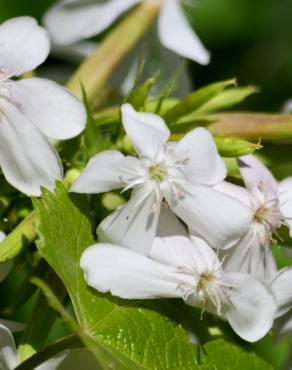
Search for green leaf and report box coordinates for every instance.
[81,86,100,157]
[127,78,155,110]
[169,86,257,133]
[80,86,112,159]
[33,184,199,369]
[196,86,258,114]
[199,339,273,370]
[163,79,236,124]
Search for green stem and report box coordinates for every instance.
[18,270,67,362]
[66,1,160,99]
[0,211,37,262]
[15,335,82,370]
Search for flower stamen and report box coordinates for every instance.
[148,163,168,182]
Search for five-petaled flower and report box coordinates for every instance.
[0,17,86,196]
[71,103,252,254]
[215,155,292,280]
[81,208,276,342]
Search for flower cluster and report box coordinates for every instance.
[0,5,291,368]
[70,104,292,342]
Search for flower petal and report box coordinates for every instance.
[214,181,251,207]
[158,0,210,64]
[175,128,226,186]
[169,185,252,249]
[0,102,63,196]
[0,17,49,79]
[224,273,276,342]
[121,104,170,160]
[0,324,18,370]
[80,244,187,299]
[151,208,221,274]
[97,185,161,255]
[8,78,86,140]
[71,151,141,193]
[150,207,195,266]
[271,267,292,318]
[44,0,140,45]
[278,177,292,233]
[0,320,25,333]
[221,229,277,280]
[189,235,222,273]
[238,155,278,198]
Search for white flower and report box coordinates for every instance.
[80,208,276,342]
[72,103,251,254]
[44,0,210,65]
[270,267,292,319]
[0,324,18,370]
[0,17,86,196]
[0,323,100,370]
[215,154,292,280]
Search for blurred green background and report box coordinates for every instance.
[1,0,292,112]
[1,1,292,369]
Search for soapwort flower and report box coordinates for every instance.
[215,155,292,280]
[44,0,210,65]
[80,209,276,342]
[0,17,86,196]
[72,103,251,254]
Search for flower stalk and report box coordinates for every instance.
[208,112,292,140]
[15,335,82,370]
[0,211,37,263]
[66,1,160,99]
